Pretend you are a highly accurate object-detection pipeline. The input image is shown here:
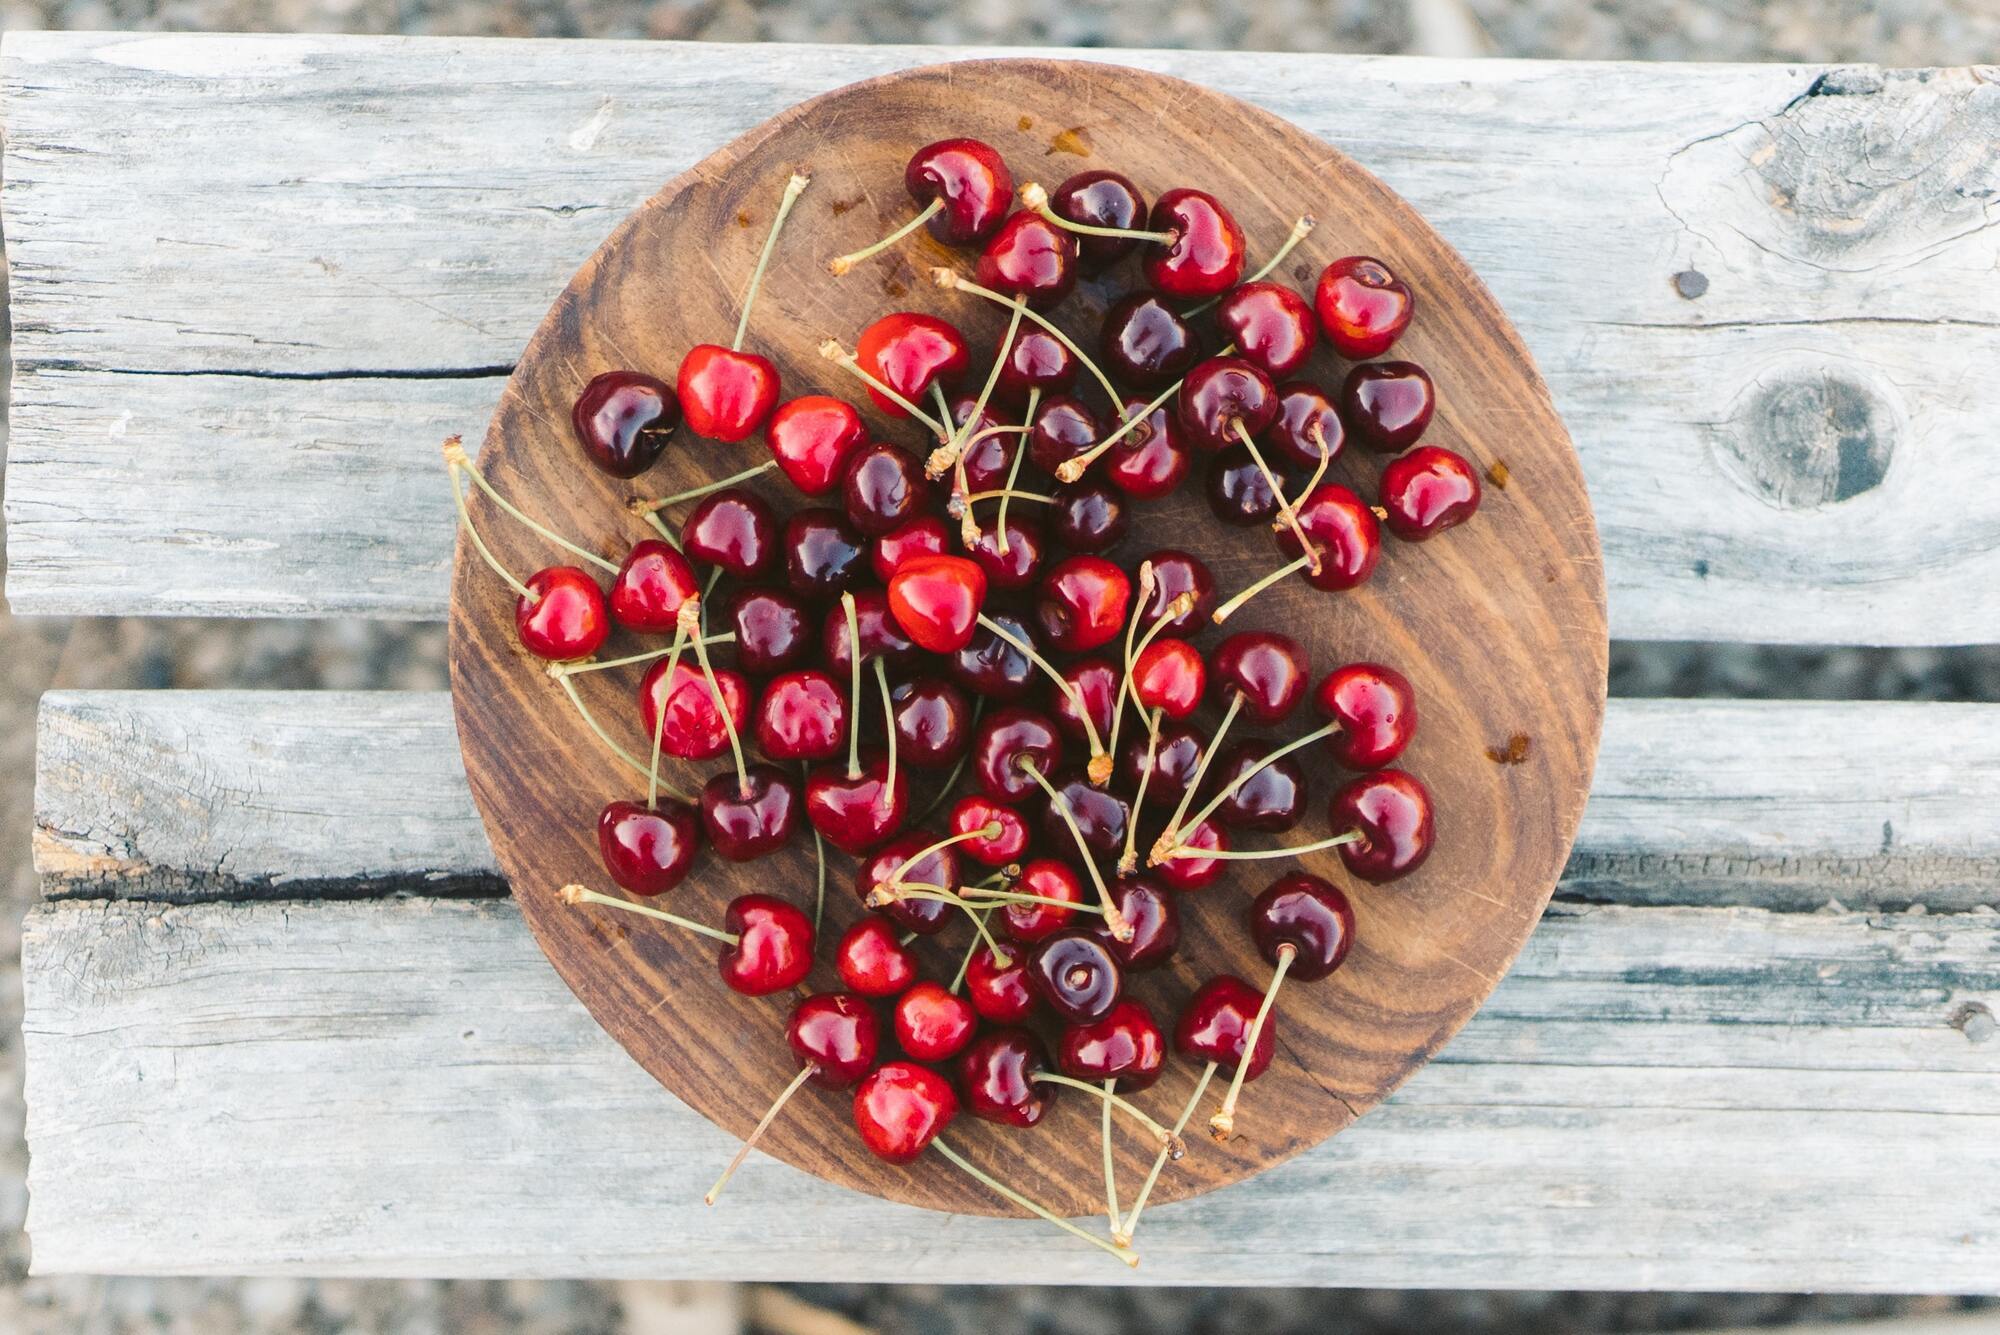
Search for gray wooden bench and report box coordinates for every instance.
[8,31,2000,1290]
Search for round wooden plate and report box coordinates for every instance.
[449,58,1606,1219]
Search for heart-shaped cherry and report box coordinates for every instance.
[1179,355,1277,451]
[1214,631,1310,725]
[808,750,909,855]
[890,675,972,769]
[829,139,1013,276]
[1250,873,1355,981]
[1331,769,1435,882]
[1050,657,1118,749]
[1144,188,1245,299]
[1029,929,1124,1025]
[972,707,1065,803]
[894,981,979,1063]
[854,312,970,421]
[960,1028,1053,1126]
[1060,997,1166,1090]
[573,370,679,477]
[1136,551,1214,633]
[1268,380,1346,470]
[1381,445,1481,541]
[1000,857,1085,944]
[1092,877,1180,974]
[1206,443,1281,527]
[852,1060,958,1164]
[1034,555,1131,654]
[1101,292,1201,389]
[1103,394,1193,499]
[977,211,1078,309]
[1132,639,1205,719]
[872,514,950,583]
[611,539,699,634]
[1315,255,1413,359]
[754,668,847,763]
[835,917,918,997]
[1210,738,1308,832]
[1212,484,1380,621]
[683,488,777,578]
[844,440,932,536]
[678,344,780,444]
[949,796,1030,868]
[597,798,701,896]
[766,394,868,495]
[701,763,798,862]
[993,325,1078,407]
[964,514,1045,592]
[856,832,959,935]
[516,566,610,662]
[1045,170,1148,271]
[1026,395,1103,476]
[782,507,869,602]
[640,657,751,762]
[964,946,1038,1025]
[717,893,814,995]
[887,554,987,653]
[1176,975,1274,1079]
[729,585,813,676]
[1153,816,1228,892]
[1342,360,1435,453]
[1315,661,1418,769]
[1217,281,1318,378]
[951,612,1037,700]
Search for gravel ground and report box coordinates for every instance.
[4,1,1999,1331]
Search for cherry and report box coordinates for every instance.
[1381,445,1481,541]
[856,832,959,935]
[1315,661,1417,769]
[1342,360,1435,453]
[960,1028,1053,1126]
[807,750,908,855]
[993,325,1077,407]
[597,798,701,896]
[766,395,868,495]
[1026,395,1103,475]
[1315,255,1413,359]
[1132,639,1205,719]
[855,313,970,420]
[1029,929,1124,1025]
[1206,444,1281,527]
[1050,657,1118,749]
[640,657,751,761]
[945,392,1010,475]
[1103,395,1192,499]
[1144,189,1245,299]
[1049,482,1129,553]
[951,612,1037,700]
[1119,719,1204,808]
[835,917,918,997]
[1250,873,1355,981]
[1214,631,1310,724]
[894,981,979,1063]
[572,370,679,477]
[1154,817,1228,891]
[1045,170,1149,271]
[1037,769,1129,859]
[972,707,1064,803]
[886,554,987,653]
[977,211,1078,309]
[1217,281,1318,379]
[964,514,1045,592]
[677,344,779,444]
[955,420,1025,496]
[964,947,1038,1025]
[1176,975,1274,1077]
[1211,738,1308,832]
[872,514,950,583]
[1275,483,1382,591]
[890,675,973,769]
[1268,380,1347,470]
[843,440,932,536]
[517,566,610,661]
[729,586,813,676]
[852,1060,958,1164]
[701,764,798,862]
[683,488,777,578]
[1179,356,1277,451]
[1034,556,1131,654]
[754,669,847,762]
[1101,293,1200,389]
[611,539,699,635]
[1000,857,1084,944]
[1060,998,1165,1090]
[827,139,1012,277]
[950,796,1030,868]
[705,995,868,1203]
[1136,551,1214,634]
[820,588,916,675]
[1331,769,1435,882]
[1093,877,1180,974]
[718,893,814,995]
[782,507,869,602]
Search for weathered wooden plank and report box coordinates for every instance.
[5,34,1998,641]
[21,896,2000,1287]
[34,690,2000,911]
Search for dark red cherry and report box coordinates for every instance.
[1144,188,1245,300]
[789,992,881,1087]
[906,138,1014,244]
[823,589,918,677]
[572,370,678,478]
[1212,739,1308,832]
[971,707,1065,803]
[1206,443,1281,527]
[976,211,1078,309]
[1048,169,1148,271]
[951,612,1036,700]
[700,764,798,862]
[1268,380,1347,470]
[964,948,1037,1026]
[1050,657,1118,747]
[718,893,814,996]
[886,554,987,654]
[1381,445,1481,541]
[597,798,701,896]
[683,488,777,578]
[835,917,917,998]
[1213,631,1309,724]
[1139,550,1215,633]
[1175,975,1274,1077]
[950,795,1030,868]
[1029,929,1124,1025]
[856,313,970,419]
[1342,360,1435,453]
[959,1028,1052,1126]
[893,981,979,1063]
[1279,484,1382,592]
[857,831,959,936]
[872,514,950,583]
[957,425,1023,496]
[677,344,780,444]
[1316,662,1417,770]
[890,675,972,769]
[1331,769,1435,883]
[783,507,869,602]
[852,1060,957,1164]
[1001,857,1084,945]
[1049,481,1129,553]
[1131,639,1205,719]
[1154,817,1228,892]
[1026,395,1103,475]
[766,395,868,496]
[1315,255,1413,359]
[611,539,698,635]
[1059,998,1166,1090]
[843,441,930,537]
[1100,293,1200,389]
[517,566,609,661]
[1249,873,1355,981]
[1037,768,1129,859]
[1119,720,1204,808]
[1092,878,1179,975]
[993,325,1078,407]
[1179,356,1277,451]
[806,751,909,855]
[964,515,1045,592]
[640,658,751,761]
[1034,555,1131,654]
[1217,281,1318,379]
[729,586,812,676]
[754,669,847,762]
[1104,395,1192,500]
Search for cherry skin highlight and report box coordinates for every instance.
[1154,817,1229,892]
[805,751,908,855]
[853,1060,958,1164]
[517,566,609,662]
[729,586,813,676]
[573,370,679,478]
[950,796,1030,867]
[993,325,1078,406]
[1315,255,1414,359]
[782,507,869,602]
[1050,481,1129,553]
[977,211,1078,309]
[971,707,1065,803]
[1101,292,1201,389]
[872,514,950,583]
[856,832,958,936]
[1132,639,1206,719]
[788,992,881,1088]
[887,554,987,654]
[754,668,847,763]
[1206,444,1281,527]
[1268,381,1347,470]
[1028,929,1125,1025]
[1176,975,1275,1078]
[890,675,973,769]
[1093,877,1180,974]
[856,313,971,419]
[1211,738,1308,832]
[951,613,1037,700]
[1179,356,1278,451]
[1213,631,1310,724]
[682,488,777,579]
[1000,857,1085,945]
[1139,550,1215,634]
[1381,445,1481,541]
[718,894,813,996]
[1050,657,1118,749]
[1104,395,1193,500]
[1034,555,1131,654]
[597,798,701,897]
[640,658,751,762]
[1278,483,1382,592]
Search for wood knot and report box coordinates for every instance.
[1716,372,1895,508]
[1950,1001,1995,1045]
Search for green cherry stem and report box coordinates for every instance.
[1102,1076,1122,1237]
[873,885,1014,962]
[444,437,621,576]
[1116,1062,1216,1248]
[818,340,949,438]
[806,761,827,935]
[931,1139,1139,1267]
[1176,720,1341,837]
[447,459,534,601]
[874,658,900,801]
[1231,419,1315,572]
[976,614,1108,778]
[1053,342,1235,485]
[1161,828,1361,861]
[1184,213,1318,317]
[1019,183,1179,244]
[1031,1074,1180,1148]
[827,196,943,276]
[633,460,779,515]
[957,885,1113,919]
[704,1061,815,1206]
[842,592,864,780]
[639,509,683,549]
[547,632,733,678]
[1151,692,1242,863]
[1280,422,1334,513]
[733,173,812,352]
[994,388,1038,555]
[1016,759,1131,942]
[1117,706,1163,875]
[930,268,1124,411]
[1209,944,1294,1140]
[558,884,739,945]
[889,824,1002,889]
[1209,550,1317,626]
[930,294,1025,482]
[646,623,690,810]
[948,914,990,994]
[682,598,750,798]
[551,669,695,804]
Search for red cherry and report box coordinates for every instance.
[1217,281,1318,378]
[835,918,918,997]
[782,507,869,602]
[964,947,1038,1025]
[964,515,1046,593]
[1101,292,1201,389]
[1315,255,1414,359]
[1315,662,1417,770]
[754,669,847,763]
[1000,857,1084,945]
[1034,555,1131,654]
[887,554,988,654]
[1049,481,1129,553]
[1103,395,1193,500]
[1036,769,1129,859]
[951,612,1037,701]
[1060,998,1165,1090]
[1249,873,1355,981]
[700,764,798,862]
[972,708,1065,802]
[1132,639,1205,719]
[1143,188,1245,299]
[1028,929,1124,1024]
[857,832,959,935]
[959,1028,1053,1126]
[807,755,908,856]
[1268,380,1347,470]
[890,676,973,769]
[789,992,881,1087]
[517,566,609,661]
[843,440,932,536]
[1332,769,1435,882]
[976,211,1078,309]
[677,344,779,443]
[852,1060,958,1164]
[1205,443,1280,527]
[993,325,1078,407]
[1213,631,1310,724]
[1175,975,1275,1077]
[1047,169,1148,271]
[1381,445,1481,541]
[1278,484,1382,592]
[766,395,867,495]
[640,658,751,761]
[1211,738,1308,832]
[1092,877,1180,973]
[893,981,979,1062]
[572,370,679,477]
[1119,719,1204,808]
[1139,551,1215,633]
[822,588,918,677]
[872,514,950,583]
[1026,395,1103,476]
[718,893,813,996]
[682,488,777,578]
[856,313,970,419]
[1050,657,1118,748]
[1179,356,1277,451]
[949,796,1030,867]
[611,539,699,635]
[1342,360,1435,453]
[1154,817,1228,892]
[729,586,813,676]
[597,798,701,896]
[905,138,1014,243]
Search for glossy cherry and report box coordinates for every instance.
[1342,360,1435,453]
[1132,639,1205,719]
[700,764,798,862]
[572,370,678,477]
[886,554,987,654]
[597,798,701,896]
[1000,857,1084,945]
[893,981,979,1063]
[951,612,1036,700]
[977,211,1078,309]
[971,707,1064,803]
[905,138,1014,243]
[964,946,1038,1025]
[993,325,1078,407]
[1217,281,1318,378]
[1092,877,1179,974]
[1038,768,1130,859]
[1211,738,1308,832]
[683,488,777,578]
[1381,445,1481,541]
[1104,395,1192,499]
[787,993,881,1092]
[1315,661,1417,770]
[1049,481,1129,553]
[782,507,869,602]
[718,893,813,995]
[729,586,812,675]
[611,539,699,635]
[1250,873,1355,980]
[1060,998,1165,1090]
[517,567,609,661]
[950,796,1030,868]
[1139,551,1215,634]
[1119,720,1204,808]
[807,751,909,855]
[1153,816,1228,892]
[1276,483,1382,591]
[1050,657,1118,749]
[944,393,1016,490]
[1047,169,1148,271]
[1268,380,1347,470]
[1034,555,1131,654]
[855,313,970,420]
[1315,255,1413,359]
[1331,769,1435,882]
[1101,293,1200,389]
[641,658,751,762]
[890,675,972,769]
[1179,356,1277,451]
[964,514,1045,592]
[1213,631,1310,724]
[766,395,868,495]
[852,1060,958,1164]
[1026,395,1103,476]
[754,669,847,762]
[822,588,921,702]
[856,832,959,935]
[1175,975,1275,1077]
[1143,188,1245,300]
[678,344,779,444]
[1028,929,1124,1025]
[959,1028,1053,1127]
[872,514,950,583]
[1205,444,1281,527]
[835,917,918,997]
[843,440,931,536]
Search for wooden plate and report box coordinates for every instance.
[449,58,1606,1218]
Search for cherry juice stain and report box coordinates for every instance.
[1486,733,1532,765]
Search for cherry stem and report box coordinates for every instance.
[930,269,1123,412]
[817,340,949,438]
[842,593,863,780]
[1281,423,1333,512]
[445,437,621,576]
[682,599,749,797]
[1015,759,1131,943]
[827,196,943,276]
[558,884,738,945]
[704,1061,815,1205]
[552,670,694,804]
[447,462,533,601]
[931,1139,1139,1266]
[1117,706,1163,875]
[1178,720,1341,837]
[976,614,1108,773]
[957,884,1112,919]
[877,885,1013,962]
[646,623,689,810]
[1102,1076,1122,1237]
[639,509,683,550]
[733,173,812,352]
[874,658,899,801]
[1232,420,1316,573]
[634,460,778,515]
[994,388,1037,555]
[1053,342,1235,485]
[947,914,989,994]
[547,632,733,678]
[1107,561,1156,759]
[1154,692,1241,861]
[914,699,982,823]
[1019,183,1177,244]
[1163,828,1361,861]
[1184,213,1319,317]
[932,296,1025,482]
[806,761,827,936]
[1117,1062,1215,1247]
[1210,551,1315,625]
[958,487,1055,507]
[889,824,1001,889]
[1210,944,1293,1140]
[1107,586,1192,761]
[1031,1074,1179,1148]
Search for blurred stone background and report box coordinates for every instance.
[3,1,1999,1331]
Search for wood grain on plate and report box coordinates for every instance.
[447,59,1606,1216]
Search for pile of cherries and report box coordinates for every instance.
[451,135,1479,1266]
